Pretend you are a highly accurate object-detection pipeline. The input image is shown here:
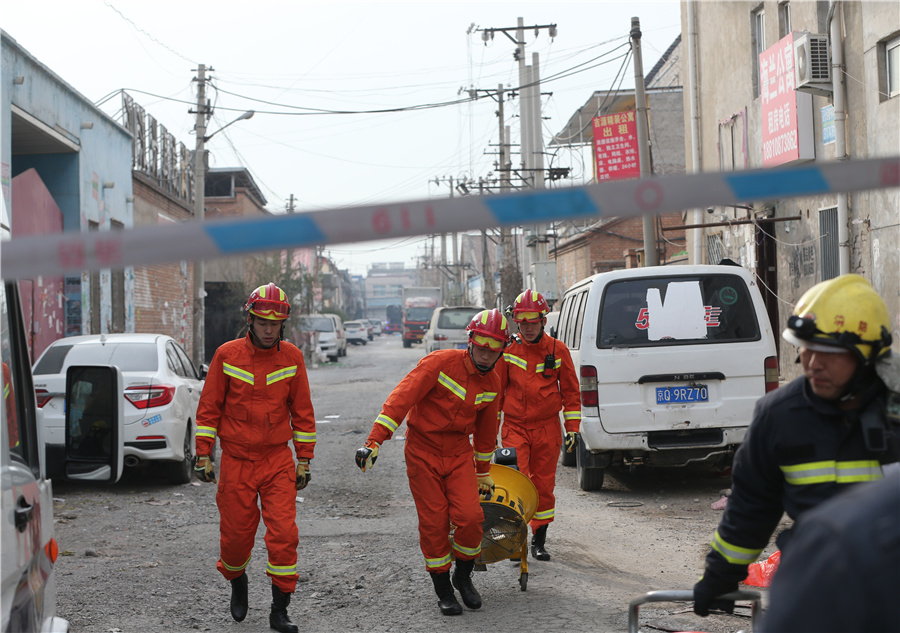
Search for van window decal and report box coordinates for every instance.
[719,286,739,305]
[645,282,707,341]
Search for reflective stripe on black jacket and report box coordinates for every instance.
[705,375,900,585]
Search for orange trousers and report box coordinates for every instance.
[405,443,484,573]
[215,445,299,593]
[501,418,562,529]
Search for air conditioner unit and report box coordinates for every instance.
[794,32,833,96]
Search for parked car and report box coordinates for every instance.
[344,320,368,345]
[424,306,484,354]
[366,319,383,336]
[297,314,346,361]
[32,333,205,484]
[362,320,374,341]
[555,264,778,490]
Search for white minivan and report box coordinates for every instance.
[298,314,346,362]
[555,264,778,490]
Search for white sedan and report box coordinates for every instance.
[32,333,204,484]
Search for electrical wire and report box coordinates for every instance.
[103,1,196,64]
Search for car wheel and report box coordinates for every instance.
[329,354,338,363]
[165,421,193,485]
[575,440,605,491]
[560,435,577,468]
[403,340,412,348]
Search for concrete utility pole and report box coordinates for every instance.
[631,18,658,267]
[191,64,209,368]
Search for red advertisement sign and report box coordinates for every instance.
[760,34,802,166]
[592,112,640,181]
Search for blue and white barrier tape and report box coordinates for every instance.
[2,156,897,280]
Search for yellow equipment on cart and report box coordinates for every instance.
[477,463,539,591]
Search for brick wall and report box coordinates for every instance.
[132,175,196,356]
[553,212,687,295]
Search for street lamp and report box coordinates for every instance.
[192,103,255,368]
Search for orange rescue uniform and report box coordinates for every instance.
[366,349,500,573]
[195,334,316,593]
[497,332,581,529]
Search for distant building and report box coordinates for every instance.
[550,36,687,297]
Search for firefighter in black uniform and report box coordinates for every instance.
[693,273,899,616]
[760,468,900,632]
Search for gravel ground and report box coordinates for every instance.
[51,335,780,632]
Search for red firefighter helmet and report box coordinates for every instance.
[466,309,511,350]
[512,289,549,323]
[244,283,291,321]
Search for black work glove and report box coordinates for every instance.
[193,455,216,483]
[693,573,738,616]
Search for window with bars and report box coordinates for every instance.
[707,233,725,266]
[111,220,125,332]
[819,207,838,281]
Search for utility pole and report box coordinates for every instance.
[191,64,210,368]
[631,17,658,267]
[478,177,496,309]
[285,194,296,213]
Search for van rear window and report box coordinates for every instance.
[597,274,761,348]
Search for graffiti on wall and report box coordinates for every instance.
[789,244,817,281]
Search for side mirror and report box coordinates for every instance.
[64,365,124,483]
[199,363,209,381]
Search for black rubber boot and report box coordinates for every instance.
[230,572,248,622]
[269,585,299,633]
[430,572,462,616]
[451,559,483,609]
[531,525,551,561]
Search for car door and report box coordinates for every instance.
[173,342,203,419]
[2,282,65,631]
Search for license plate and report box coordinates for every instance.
[656,385,708,404]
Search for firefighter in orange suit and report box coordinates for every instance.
[193,283,315,633]
[497,290,581,561]
[355,309,510,616]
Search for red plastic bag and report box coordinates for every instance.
[744,550,781,587]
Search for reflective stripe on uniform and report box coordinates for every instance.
[375,413,398,433]
[220,555,251,572]
[452,541,481,558]
[196,425,217,440]
[563,410,581,421]
[474,450,492,463]
[267,561,298,576]
[780,460,883,485]
[535,357,562,373]
[710,530,763,566]
[533,508,555,521]
[425,553,452,570]
[223,363,254,385]
[267,366,297,385]
[474,391,497,405]
[293,430,315,444]
[438,372,466,401]
[503,353,528,371]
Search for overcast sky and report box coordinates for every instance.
[3,0,681,274]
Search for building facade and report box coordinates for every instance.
[681,0,900,374]
[2,31,134,361]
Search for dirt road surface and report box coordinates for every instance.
[51,335,778,632]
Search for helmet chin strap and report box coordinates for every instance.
[247,316,284,350]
